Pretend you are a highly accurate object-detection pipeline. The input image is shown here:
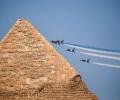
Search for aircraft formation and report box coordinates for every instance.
[50,39,120,68]
[50,40,90,63]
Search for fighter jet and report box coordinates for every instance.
[50,40,64,45]
[80,59,90,63]
[66,48,75,53]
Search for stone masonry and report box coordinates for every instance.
[0,19,98,100]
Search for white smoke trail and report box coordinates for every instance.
[91,61,120,68]
[64,43,120,56]
[77,51,120,61]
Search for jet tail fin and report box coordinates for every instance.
[61,40,64,44]
[87,59,90,63]
[73,48,75,52]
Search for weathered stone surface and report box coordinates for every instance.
[0,19,97,100]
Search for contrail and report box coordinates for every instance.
[77,51,120,61]
[91,61,120,68]
[64,43,120,56]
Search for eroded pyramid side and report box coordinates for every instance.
[0,19,97,100]
[0,19,78,90]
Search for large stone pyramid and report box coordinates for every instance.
[0,19,97,100]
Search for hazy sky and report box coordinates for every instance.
[0,0,120,100]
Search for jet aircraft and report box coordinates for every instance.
[66,48,75,53]
[80,59,90,63]
[51,40,64,45]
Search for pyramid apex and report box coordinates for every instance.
[16,18,28,22]
[15,18,32,26]
[1,18,40,43]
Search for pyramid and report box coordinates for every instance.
[0,19,97,100]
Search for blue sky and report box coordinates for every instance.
[0,0,120,100]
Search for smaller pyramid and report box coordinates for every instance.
[0,19,97,100]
